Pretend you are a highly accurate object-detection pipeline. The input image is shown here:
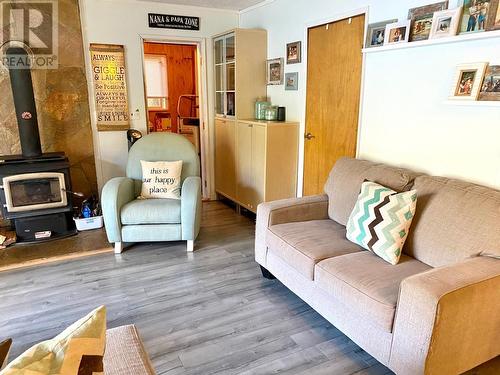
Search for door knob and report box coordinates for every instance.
[304,132,315,140]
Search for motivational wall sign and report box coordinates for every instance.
[89,44,130,131]
[148,13,200,31]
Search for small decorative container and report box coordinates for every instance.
[264,106,278,121]
[73,215,103,231]
[255,100,270,120]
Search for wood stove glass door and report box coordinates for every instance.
[2,172,67,213]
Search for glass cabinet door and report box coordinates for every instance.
[214,32,236,118]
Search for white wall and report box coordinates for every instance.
[79,0,239,191]
[240,0,500,190]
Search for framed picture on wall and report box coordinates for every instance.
[449,62,488,100]
[286,41,301,64]
[365,19,398,48]
[408,1,449,41]
[384,20,411,45]
[266,58,284,85]
[459,0,492,33]
[285,72,298,90]
[486,0,500,30]
[429,7,463,39]
[478,65,500,101]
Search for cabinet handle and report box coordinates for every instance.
[248,124,253,128]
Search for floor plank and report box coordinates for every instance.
[0,201,496,374]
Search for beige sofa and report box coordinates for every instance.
[255,157,500,375]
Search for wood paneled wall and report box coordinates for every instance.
[143,43,197,133]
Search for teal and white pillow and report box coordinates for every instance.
[346,181,417,265]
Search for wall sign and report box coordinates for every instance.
[89,44,130,131]
[148,13,200,30]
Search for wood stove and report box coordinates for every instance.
[0,47,76,243]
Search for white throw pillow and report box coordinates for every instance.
[140,160,183,199]
[346,181,417,265]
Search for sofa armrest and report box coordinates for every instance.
[255,194,329,266]
[389,256,500,375]
[181,176,202,241]
[102,177,135,243]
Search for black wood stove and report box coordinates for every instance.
[0,48,76,243]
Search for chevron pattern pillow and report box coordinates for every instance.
[346,181,417,265]
[2,306,106,375]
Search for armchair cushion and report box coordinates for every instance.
[121,199,181,225]
[266,219,362,280]
[315,252,430,332]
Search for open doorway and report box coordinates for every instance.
[142,40,209,198]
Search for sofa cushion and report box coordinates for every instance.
[266,219,362,280]
[121,198,181,225]
[404,176,500,267]
[315,252,430,332]
[324,157,420,226]
[346,181,417,265]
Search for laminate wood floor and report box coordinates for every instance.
[0,202,495,374]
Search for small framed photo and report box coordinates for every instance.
[286,41,301,64]
[365,19,398,48]
[384,20,411,45]
[459,0,493,33]
[267,58,284,85]
[450,62,488,100]
[429,7,462,39]
[408,1,449,41]
[486,0,500,30]
[479,65,500,101]
[285,72,298,91]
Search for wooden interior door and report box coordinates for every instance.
[303,15,365,196]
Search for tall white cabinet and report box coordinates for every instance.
[213,29,298,213]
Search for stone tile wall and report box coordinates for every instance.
[0,0,97,199]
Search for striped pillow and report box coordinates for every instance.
[346,181,417,265]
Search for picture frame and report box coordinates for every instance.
[408,1,449,41]
[429,7,463,39]
[286,41,301,64]
[449,62,488,100]
[384,20,411,45]
[478,65,500,101]
[486,0,500,30]
[285,72,298,91]
[267,58,284,85]
[365,19,398,48]
[459,0,493,34]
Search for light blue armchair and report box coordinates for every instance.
[101,132,201,253]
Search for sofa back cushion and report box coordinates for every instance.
[324,157,420,226]
[404,176,500,267]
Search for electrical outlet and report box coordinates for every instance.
[130,109,140,120]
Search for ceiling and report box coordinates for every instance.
[138,0,266,11]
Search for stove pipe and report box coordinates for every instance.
[6,47,43,158]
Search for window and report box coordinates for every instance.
[144,54,168,110]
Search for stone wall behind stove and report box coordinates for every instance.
[0,0,97,199]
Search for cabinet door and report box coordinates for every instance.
[215,119,236,199]
[236,122,253,210]
[251,124,267,208]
